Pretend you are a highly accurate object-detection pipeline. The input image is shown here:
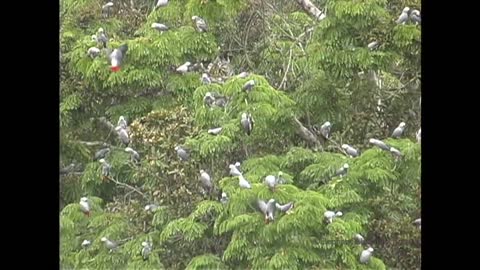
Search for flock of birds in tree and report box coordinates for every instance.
[69,0,422,264]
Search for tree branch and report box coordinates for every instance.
[295,0,326,20]
[108,177,147,199]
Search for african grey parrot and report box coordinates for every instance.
[241,113,254,136]
[79,197,91,217]
[125,147,140,163]
[369,138,391,151]
[413,218,421,229]
[258,199,276,223]
[410,9,421,24]
[108,44,128,72]
[96,28,108,48]
[354,234,365,244]
[220,192,229,204]
[60,163,76,175]
[264,175,278,191]
[117,116,128,129]
[389,147,402,158]
[176,62,191,74]
[141,241,153,260]
[199,170,213,192]
[81,239,91,248]
[237,72,249,79]
[392,122,406,138]
[229,164,242,176]
[201,73,211,85]
[335,163,349,178]
[203,92,215,107]
[95,148,111,160]
[360,247,374,264]
[87,47,101,58]
[396,7,410,24]
[175,146,190,161]
[367,41,379,50]
[319,121,332,139]
[275,202,294,213]
[101,2,114,18]
[238,175,251,189]
[115,126,130,145]
[235,161,241,170]
[324,210,343,223]
[416,128,421,144]
[276,171,286,184]
[145,204,159,212]
[242,80,255,92]
[151,23,169,32]
[192,16,208,32]
[208,127,222,135]
[155,0,168,8]
[213,95,228,107]
[101,237,118,251]
[342,144,359,158]
[99,159,111,180]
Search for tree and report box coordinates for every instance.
[60,0,421,269]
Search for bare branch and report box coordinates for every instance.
[108,177,147,199]
[295,0,326,20]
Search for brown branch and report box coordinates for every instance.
[295,0,326,20]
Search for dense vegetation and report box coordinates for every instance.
[60,0,421,269]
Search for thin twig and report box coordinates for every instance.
[108,176,147,199]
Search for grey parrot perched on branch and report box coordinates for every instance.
[199,170,213,193]
[396,7,410,24]
[81,239,91,248]
[342,144,359,158]
[367,41,379,50]
[101,2,114,18]
[335,163,349,178]
[238,175,251,189]
[117,116,128,129]
[324,210,343,223]
[264,175,278,192]
[220,192,229,204]
[208,127,222,135]
[96,28,108,48]
[101,237,118,252]
[319,121,332,139]
[79,197,91,217]
[241,113,254,135]
[176,62,191,74]
[258,199,276,224]
[229,164,242,176]
[192,16,208,32]
[201,73,211,85]
[175,146,190,161]
[115,126,130,145]
[242,80,255,92]
[125,147,140,164]
[87,47,101,58]
[203,92,215,107]
[94,148,111,160]
[141,241,153,261]
[155,0,168,8]
[275,202,294,213]
[108,44,128,72]
[392,122,406,138]
[369,138,391,151]
[151,23,169,32]
[354,234,365,244]
[360,247,374,264]
[99,159,112,180]
[410,9,421,24]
